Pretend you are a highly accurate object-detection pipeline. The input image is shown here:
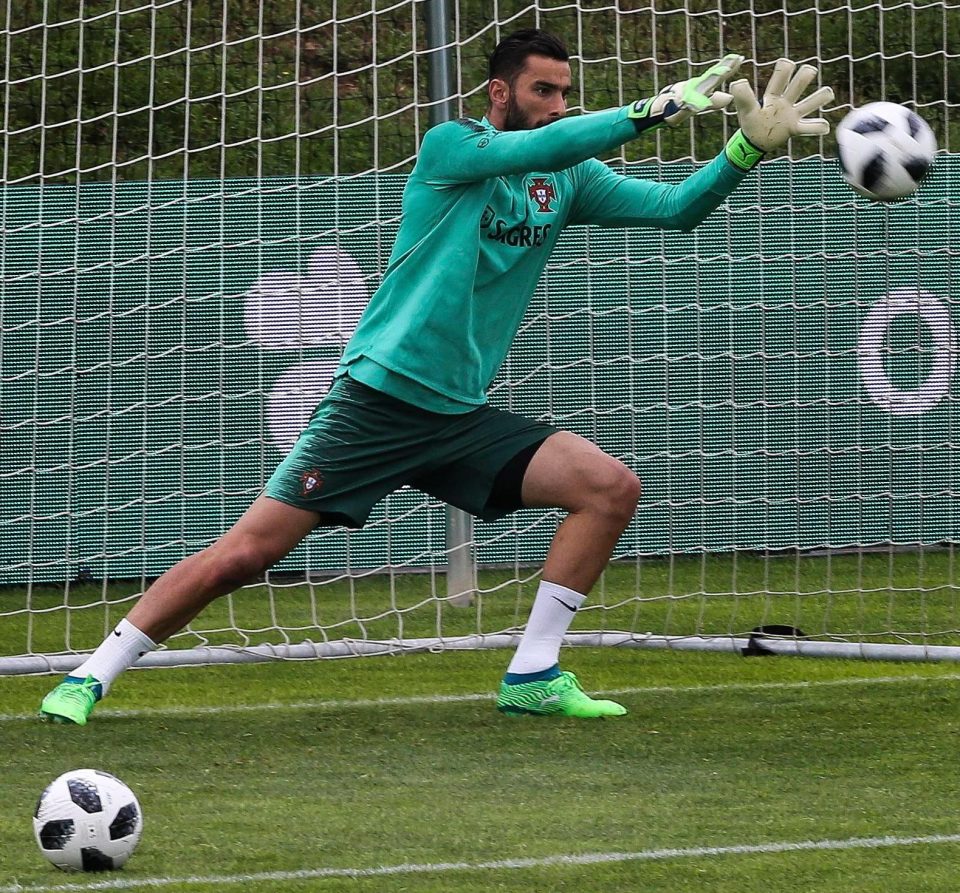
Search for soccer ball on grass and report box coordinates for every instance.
[836,101,937,201]
[33,769,143,871]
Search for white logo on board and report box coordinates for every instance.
[857,288,956,415]
[242,246,370,449]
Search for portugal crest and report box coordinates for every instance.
[528,177,556,213]
[300,468,324,497]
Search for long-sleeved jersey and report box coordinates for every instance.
[338,106,748,412]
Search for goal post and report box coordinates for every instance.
[1,0,959,674]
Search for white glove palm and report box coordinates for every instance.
[730,59,834,151]
[628,54,744,130]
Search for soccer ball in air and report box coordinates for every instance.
[33,769,143,871]
[836,101,937,201]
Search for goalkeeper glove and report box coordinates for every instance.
[725,58,835,171]
[628,53,744,131]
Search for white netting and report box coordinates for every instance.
[2,0,959,671]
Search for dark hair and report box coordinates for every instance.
[487,28,569,85]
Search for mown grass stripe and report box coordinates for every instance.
[4,832,960,892]
[3,671,960,723]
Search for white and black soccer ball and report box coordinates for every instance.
[33,769,143,872]
[836,101,937,201]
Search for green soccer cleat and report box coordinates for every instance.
[39,675,102,725]
[496,670,627,718]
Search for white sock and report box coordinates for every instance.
[506,580,586,676]
[71,618,158,696]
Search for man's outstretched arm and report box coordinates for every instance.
[568,152,745,232]
[570,58,835,231]
[418,54,744,184]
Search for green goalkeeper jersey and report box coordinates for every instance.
[339,106,748,412]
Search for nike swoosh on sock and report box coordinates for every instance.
[551,595,578,612]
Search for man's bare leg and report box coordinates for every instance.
[496,431,641,717]
[39,496,321,723]
[127,495,322,643]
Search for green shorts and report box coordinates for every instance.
[264,376,557,527]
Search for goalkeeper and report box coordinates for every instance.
[40,29,833,724]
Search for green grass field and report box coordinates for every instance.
[2,643,960,892]
[8,550,960,659]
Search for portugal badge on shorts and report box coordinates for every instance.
[300,468,324,497]
[528,177,556,213]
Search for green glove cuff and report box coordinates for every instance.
[725,129,765,171]
[625,98,670,134]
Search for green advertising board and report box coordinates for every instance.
[2,158,957,585]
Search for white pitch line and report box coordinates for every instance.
[3,832,960,892]
[3,671,960,723]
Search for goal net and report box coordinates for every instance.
[2,0,959,673]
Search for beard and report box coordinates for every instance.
[502,94,554,132]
